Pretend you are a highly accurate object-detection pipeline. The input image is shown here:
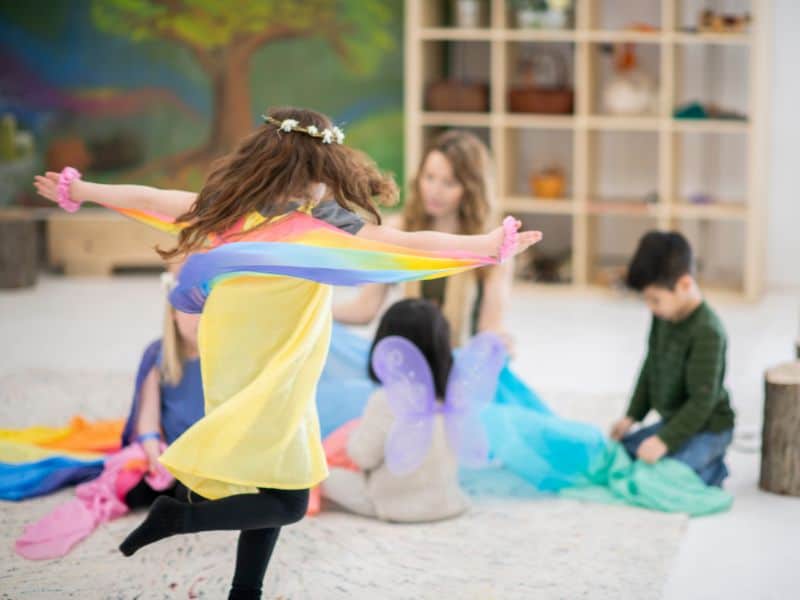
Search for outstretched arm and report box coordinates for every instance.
[357,219,542,260]
[34,171,196,219]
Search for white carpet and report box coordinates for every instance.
[1,490,686,599]
[0,369,688,599]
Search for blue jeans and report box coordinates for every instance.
[622,422,733,487]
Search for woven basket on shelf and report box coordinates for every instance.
[508,50,573,114]
[427,80,489,112]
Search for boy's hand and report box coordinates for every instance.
[610,416,634,441]
[636,435,668,464]
[141,438,163,474]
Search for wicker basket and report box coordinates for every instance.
[427,80,489,112]
[509,88,573,114]
[508,50,574,114]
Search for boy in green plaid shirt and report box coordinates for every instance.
[610,231,735,487]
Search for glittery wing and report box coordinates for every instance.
[371,336,437,476]
[444,333,507,468]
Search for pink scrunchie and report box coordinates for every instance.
[498,216,519,263]
[57,167,82,213]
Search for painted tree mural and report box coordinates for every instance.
[90,0,395,168]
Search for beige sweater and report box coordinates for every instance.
[336,389,469,523]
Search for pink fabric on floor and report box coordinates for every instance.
[15,443,173,560]
[307,419,361,516]
[112,454,173,502]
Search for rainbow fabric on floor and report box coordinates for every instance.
[1,335,187,503]
[93,201,499,499]
[0,419,122,501]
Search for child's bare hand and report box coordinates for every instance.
[141,438,163,474]
[636,435,667,464]
[487,219,542,260]
[610,416,634,441]
[33,171,62,204]
[33,171,60,203]
[514,229,543,256]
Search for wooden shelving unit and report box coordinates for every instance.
[405,0,769,298]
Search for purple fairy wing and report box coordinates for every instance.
[371,336,437,476]
[444,332,507,468]
[445,411,490,469]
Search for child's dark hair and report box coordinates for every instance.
[368,299,453,399]
[626,230,694,291]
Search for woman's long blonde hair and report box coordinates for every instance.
[159,270,186,386]
[403,130,497,234]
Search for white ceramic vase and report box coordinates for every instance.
[603,70,657,115]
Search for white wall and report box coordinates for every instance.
[767,0,800,288]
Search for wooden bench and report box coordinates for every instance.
[47,209,173,276]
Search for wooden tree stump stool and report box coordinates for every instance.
[760,361,800,496]
[0,208,38,288]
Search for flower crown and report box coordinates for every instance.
[262,115,345,145]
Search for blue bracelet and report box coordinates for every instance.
[137,431,162,443]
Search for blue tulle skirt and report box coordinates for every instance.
[317,323,606,491]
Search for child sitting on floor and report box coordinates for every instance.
[610,231,736,487]
[120,265,204,507]
[321,298,505,522]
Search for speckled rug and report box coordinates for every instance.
[0,370,686,599]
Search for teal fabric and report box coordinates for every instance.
[319,323,733,518]
[674,102,708,119]
[559,441,733,517]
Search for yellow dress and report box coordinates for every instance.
[158,206,337,499]
[158,274,332,499]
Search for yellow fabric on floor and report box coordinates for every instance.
[0,416,123,459]
[0,440,105,464]
[0,424,72,446]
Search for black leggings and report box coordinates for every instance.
[189,487,309,599]
[123,478,181,508]
[124,480,308,598]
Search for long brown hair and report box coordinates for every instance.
[403,130,497,235]
[159,107,397,259]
